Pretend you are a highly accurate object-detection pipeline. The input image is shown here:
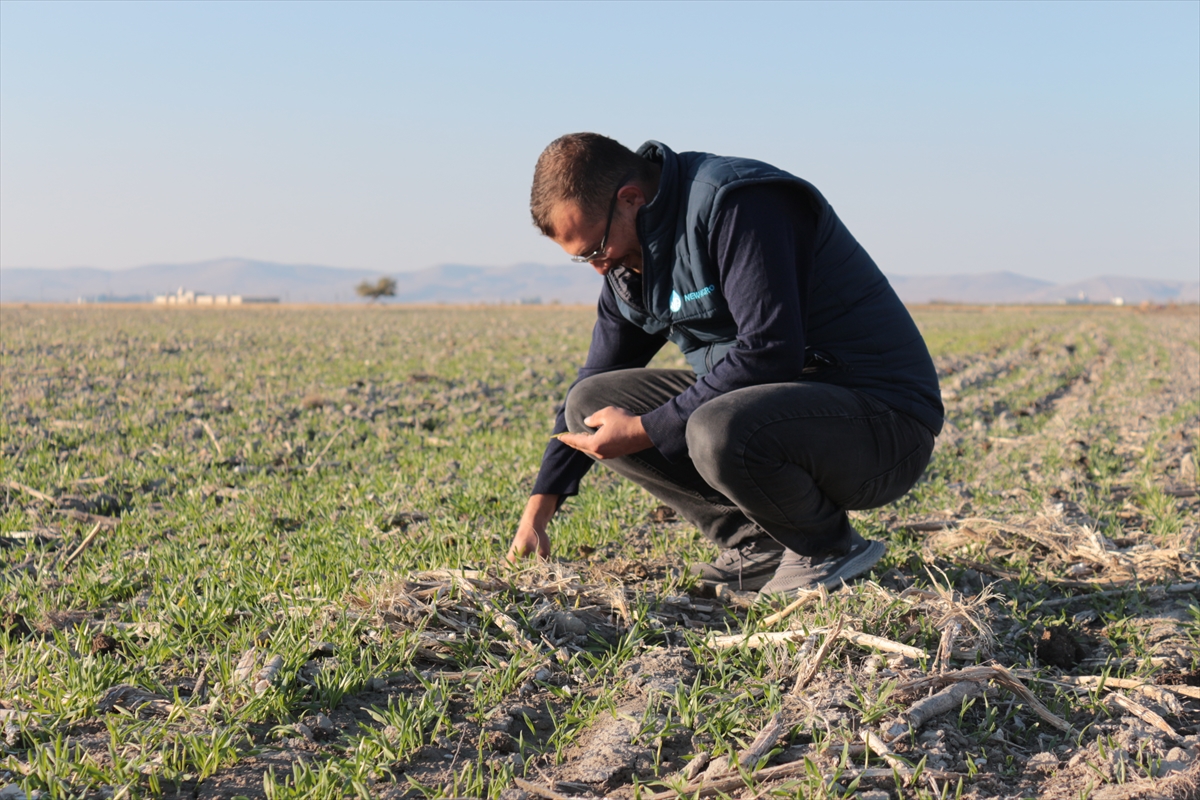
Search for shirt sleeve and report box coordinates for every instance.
[640,183,818,461]
[530,278,666,497]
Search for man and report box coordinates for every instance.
[505,133,942,596]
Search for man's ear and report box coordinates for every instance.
[618,183,647,207]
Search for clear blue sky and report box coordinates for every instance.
[2,0,1197,282]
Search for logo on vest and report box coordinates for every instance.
[670,285,716,313]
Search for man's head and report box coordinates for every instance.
[530,133,659,274]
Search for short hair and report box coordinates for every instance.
[530,133,654,237]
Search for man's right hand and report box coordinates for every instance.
[505,493,559,563]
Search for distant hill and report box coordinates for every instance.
[886,271,1198,305]
[0,259,380,303]
[1023,275,1200,305]
[886,271,1056,304]
[0,258,604,304]
[0,259,1195,305]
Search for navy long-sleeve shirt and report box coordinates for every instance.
[532,183,818,497]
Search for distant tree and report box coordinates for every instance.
[355,276,397,303]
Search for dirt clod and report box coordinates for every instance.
[1037,624,1088,669]
[1,611,31,638]
[1158,670,1200,687]
[648,505,677,523]
[90,633,118,655]
[381,510,429,532]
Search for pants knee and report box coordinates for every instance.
[564,373,616,434]
[685,400,738,483]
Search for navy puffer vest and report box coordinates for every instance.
[612,141,943,435]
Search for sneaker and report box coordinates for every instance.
[757,531,885,596]
[691,536,785,591]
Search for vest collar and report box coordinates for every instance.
[634,140,681,305]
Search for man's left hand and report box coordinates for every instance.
[557,407,652,459]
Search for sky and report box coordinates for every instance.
[1,1,1197,283]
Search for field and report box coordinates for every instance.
[1,303,1197,800]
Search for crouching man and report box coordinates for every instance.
[506,133,943,596]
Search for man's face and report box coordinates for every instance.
[548,186,646,276]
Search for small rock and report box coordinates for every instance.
[1180,453,1196,484]
[4,719,21,747]
[302,712,335,740]
[702,754,730,778]
[682,753,710,780]
[1066,562,1094,578]
[254,654,283,693]
[507,706,537,721]
[918,729,945,747]
[1156,746,1192,776]
[1026,752,1058,773]
[857,792,890,800]
[293,722,314,741]
[484,714,513,733]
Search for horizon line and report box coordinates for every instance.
[2,259,1197,286]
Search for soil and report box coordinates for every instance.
[2,307,1197,799]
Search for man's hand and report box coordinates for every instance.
[556,407,652,460]
[506,493,558,563]
[507,523,550,563]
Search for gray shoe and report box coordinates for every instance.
[692,536,785,591]
[757,532,886,595]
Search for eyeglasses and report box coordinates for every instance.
[570,174,633,263]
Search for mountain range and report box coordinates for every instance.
[1,258,1196,305]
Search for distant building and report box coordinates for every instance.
[152,287,279,305]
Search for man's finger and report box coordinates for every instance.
[555,432,595,451]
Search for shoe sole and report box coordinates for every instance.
[817,540,886,590]
[756,541,887,597]
[697,572,776,592]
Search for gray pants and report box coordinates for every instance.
[565,369,935,556]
